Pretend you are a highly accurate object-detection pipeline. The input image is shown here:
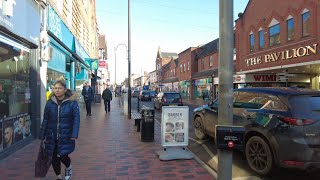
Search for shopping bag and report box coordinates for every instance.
[35,141,51,177]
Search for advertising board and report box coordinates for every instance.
[161,106,189,147]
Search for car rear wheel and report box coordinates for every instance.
[193,116,207,140]
[245,136,273,175]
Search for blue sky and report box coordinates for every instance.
[96,0,249,84]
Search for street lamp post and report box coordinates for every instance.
[114,43,127,86]
[128,0,132,119]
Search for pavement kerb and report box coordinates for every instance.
[154,118,218,179]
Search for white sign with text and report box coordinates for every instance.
[161,106,189,147]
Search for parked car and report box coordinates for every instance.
[131,90,139,97]
[192,87,320,175]
[149,90,157,98]
[139,90,152,101]
[154,92,183,110]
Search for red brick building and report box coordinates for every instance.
[235,0,320,88]
[161,58,179,91]
[155,47,178,91]
[192,39,219,100]
[177,47,198,98]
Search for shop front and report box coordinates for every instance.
[0,0,40,157]
[47,5,90,94]
[214,74,311,90]
[179,80,190,98]
[194,78,212,100]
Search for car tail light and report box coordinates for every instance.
[283,160,305,167]
[279,116,316,126]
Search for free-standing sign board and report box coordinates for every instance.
[161,106,189,147]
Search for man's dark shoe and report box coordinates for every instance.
[89,114,92,116]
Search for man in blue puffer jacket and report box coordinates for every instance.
[39,80,80,180]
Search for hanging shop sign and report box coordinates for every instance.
[98,60,107,68]
[161,106,189,147]
[245,44,318,66]
[0,0,40,45]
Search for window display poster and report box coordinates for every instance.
[161,106,189,147]
[0,119,3,150]
[23,114,31,139]
[3,116,14,149]
[1,113,30,151]
[14,114,24,143]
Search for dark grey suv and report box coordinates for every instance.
[192,87,320,175]
[154,92,183,110]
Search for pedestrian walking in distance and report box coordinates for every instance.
[81,81,94,116]
[39,80,80,180]
[102,86,113,114]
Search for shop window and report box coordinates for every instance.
[0,39,31,150]
[302,11,310,37]
[259,30,264,49]
[269,24,280,46]
[287,18,294,41]
[249,33,254,52]
[209,55,213,66]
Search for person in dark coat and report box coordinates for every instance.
[81,81,94,116]
[102,86,113,114]
[39,80,80,180]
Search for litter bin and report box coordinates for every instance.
[140,107,155,142]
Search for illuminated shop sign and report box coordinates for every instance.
[245,44,318,66]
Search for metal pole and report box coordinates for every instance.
[114,47,117,87]
[218,0,234,180]
[128,0,132,119]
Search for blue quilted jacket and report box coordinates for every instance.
[39,90,80,156]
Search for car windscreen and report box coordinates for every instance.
[164,93,181,102]
[142,91,150,95]
[289,95,320,120]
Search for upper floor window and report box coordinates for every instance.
[302,10,310,37]
[269,23,280,46]
[258,29,264,49]
[201,58,205,70]
[209,55,213,66]
[249,32,254,52]
[183,63,186,72]
[187,61,190,70]
[287,17,294,41]
[180,64,182,72]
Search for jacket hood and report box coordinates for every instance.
[48,89,78,103]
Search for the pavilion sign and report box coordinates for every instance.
[245,44,318,66]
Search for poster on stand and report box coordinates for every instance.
[161,106,189,147]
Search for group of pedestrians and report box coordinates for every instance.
[39,80,114,180]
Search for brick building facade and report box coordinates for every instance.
[235,0,320,89]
